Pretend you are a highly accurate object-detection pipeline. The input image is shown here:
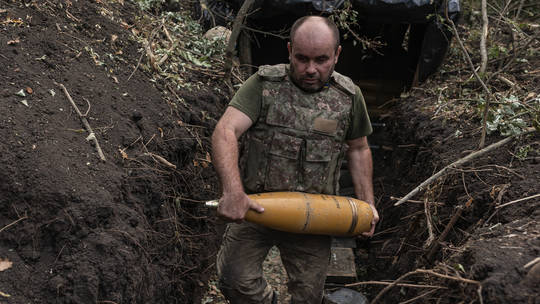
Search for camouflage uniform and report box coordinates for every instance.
[217,64,367,304]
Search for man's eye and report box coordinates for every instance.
[316,57,328,64]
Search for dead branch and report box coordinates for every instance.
[143,152,177,169]
[423,198,436,249]
[242,25,288,39]
[57,83,106,161]
[162,21,174,45]
[447,18,493,149]
[497,74,519,89]
[390,196,445,206]
[426,205,466,262]
[495,193,540,209]
[399,289,438,304]
[524,257,540,269]
[394,129,534,206]
[158,22,177,66]
[127,21,163,81]
[479,0,489,75]
[224,0,254,81]
[371,268,480,304]
[0,216,28,234]
[514,0,525,19]
[144,38,158,71]
[345,281,446,289]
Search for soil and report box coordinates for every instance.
[0,1,224,303]
[0,1,538,304]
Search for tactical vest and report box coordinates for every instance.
[240,64,355,195]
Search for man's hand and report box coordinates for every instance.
[217,191,265,222]
[212,107,259,222]
[361,203,379,237]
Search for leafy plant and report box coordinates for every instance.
[482,95,539,136]
[329,0,385,51]
[515,145,531,160]
[130,1,227,91]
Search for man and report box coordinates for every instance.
[211,16,379,304]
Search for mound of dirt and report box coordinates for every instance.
[363,95,539,303]
[0,1,225,302]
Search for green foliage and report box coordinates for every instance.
[130,2,227,91]
[330,0,358,35]
[134,0,179,12]
[482,95,539,136]
[329,1,385,50]
[488,45,508,59]
[515,145,531,161]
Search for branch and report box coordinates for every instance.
[57,83,106,161]
[426,205,466,261]
[394,129,534,206]
[447,18,493,149]
[0,216,28,234]
[143,152,177,169]
[423,198,436,249]
[495,193,540,209]
[371,269,480,304]
[224,0,254,77]
[345,281,446,289]
[479,0,489,74]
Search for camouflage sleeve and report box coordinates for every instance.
[346,86,373,140]
[228,73,263,123]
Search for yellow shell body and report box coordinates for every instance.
[243,192,373,236]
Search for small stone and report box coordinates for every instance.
[15,89,26,97]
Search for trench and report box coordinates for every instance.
[193,21,445,303]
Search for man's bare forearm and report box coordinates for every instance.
[211,107,263,220]
[347,144,374,205]
[347,136,378,236]
[211,124,244,194]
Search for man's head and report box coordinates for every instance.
[288,16,341,92]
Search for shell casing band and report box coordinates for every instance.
[346,198,359,235]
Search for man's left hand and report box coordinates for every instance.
[361,203,379,237]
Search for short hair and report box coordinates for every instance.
[289,16,340,52]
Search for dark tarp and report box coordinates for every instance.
[197,0,460,83]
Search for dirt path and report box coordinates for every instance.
[202,246,291,303]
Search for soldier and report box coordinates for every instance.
[211,16,379,304]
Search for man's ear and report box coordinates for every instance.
[334,45,342,64]
[287,42,292,61]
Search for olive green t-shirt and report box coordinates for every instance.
[229,73,372,140]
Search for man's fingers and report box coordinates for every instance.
[361,219,377,237]
[249,200,265,213]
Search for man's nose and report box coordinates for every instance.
[306,61,316,75]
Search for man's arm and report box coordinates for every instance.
[211,106,264,221]
[346,136,379,237]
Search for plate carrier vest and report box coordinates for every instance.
[240,64,356,195]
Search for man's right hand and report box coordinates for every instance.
[217,192,265,222]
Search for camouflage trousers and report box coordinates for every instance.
[217,222,331,304]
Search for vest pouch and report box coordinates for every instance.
[264,132,302,191]
[242,136,267,193]
[302,138,334,193]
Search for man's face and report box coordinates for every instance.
[288,25,341,92]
